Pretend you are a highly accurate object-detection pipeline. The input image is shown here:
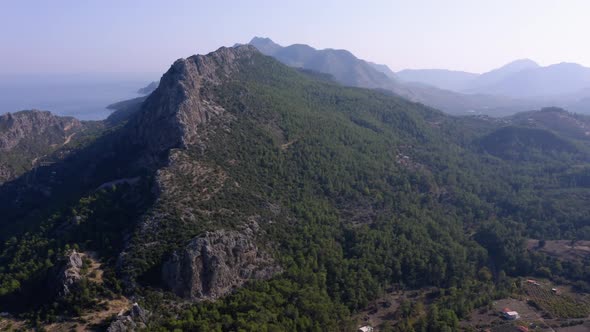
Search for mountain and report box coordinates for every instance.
[137,81,159,95]
[249,37,539,116]
[0,110,91,183]
[508,107,590,141]
[393,58,590,114]
[393,59,541,93]
[2,46,590,330]
[467,59,540,91]
[397,69,478,91]
[248,39,590,116]
[366,61,397,79]
[249,37,403,91]
[248,37,282,55]
[470,62,590,98]
[479,125,579,160]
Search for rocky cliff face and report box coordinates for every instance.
[117,46,278,295]
[0,110,85,183]
[128,45,257,154]
[0,110,82,152]
[51,250,84,297]
[162,229,280,300]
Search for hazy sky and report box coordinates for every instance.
[2,0,590,75]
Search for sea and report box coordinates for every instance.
[0,73,160,121]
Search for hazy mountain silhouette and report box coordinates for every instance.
[469,62,590,97]
[467,59,540,91]
[389,57,590,114]
[248,37,538,115]
[249,37,402,91]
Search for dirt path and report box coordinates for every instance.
[62,133,76,146]
[281,139,298,150]
[29,133,75,167]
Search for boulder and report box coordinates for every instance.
[107,303,148,332]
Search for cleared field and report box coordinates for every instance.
[527,240,590,262]
[523,283,590,319]
[353,287,438,330]
[461,298,553,332]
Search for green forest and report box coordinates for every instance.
[0,49,589,331]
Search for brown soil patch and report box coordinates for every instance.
[353,287,437,331]
[527,240,590,262]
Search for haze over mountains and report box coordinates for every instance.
[398,58,590,98]
[249,37,590,116]
[398,58,590,112]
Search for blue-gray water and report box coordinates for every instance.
[0,73,159,120]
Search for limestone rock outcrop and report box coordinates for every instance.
[162,229,280,300]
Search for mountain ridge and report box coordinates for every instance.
[248,37,542,115]
[0,110,87,183]
[2,44,590,330]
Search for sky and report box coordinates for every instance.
[1,0,590,75]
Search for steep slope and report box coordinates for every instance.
[105,96,148,125]
[479,126,579,160]
[247,37,282,55]
[2,45,590,330]
[0,110,89,183]
[467,59,540,92]
[0,45,483,327]
[250,38,402,91]
[508,107,590,141]
[249,37,538,115]
[367,61,397,79]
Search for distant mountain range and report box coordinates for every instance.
[397,59,590,110]
[249,37,590,115]
[248,37,404,92]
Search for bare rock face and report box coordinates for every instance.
[162,229,280,300]
[107,303,149,332]
[51,250,84,297]
[128,45,258,154]
[0,110,82,152]
[116,46,265,290]
[0,110,84,183]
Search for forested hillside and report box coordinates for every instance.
[0,46,589,331]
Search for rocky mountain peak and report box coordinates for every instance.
[128,45,259,154]
[249,36,282,55]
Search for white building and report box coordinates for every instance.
[502,310,520,320]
